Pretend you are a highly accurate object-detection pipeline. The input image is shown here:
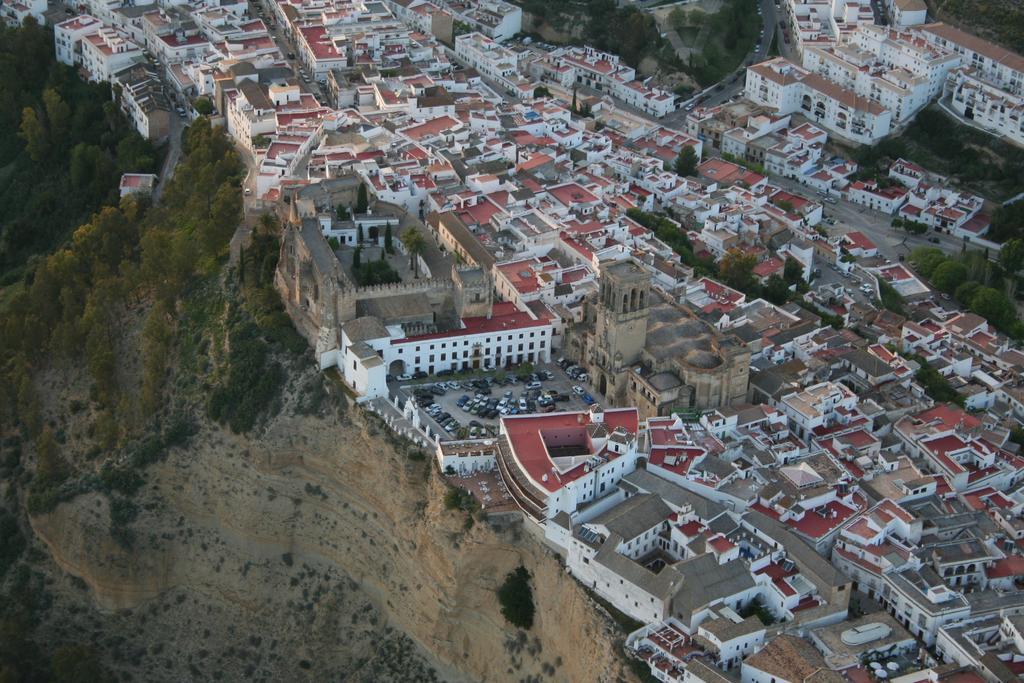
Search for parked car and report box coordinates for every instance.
[518,398,528,411]
[412,370,428,379]
[397,373,412,382]
[573,385,585,396]
[526,381,542,390]
[581,393,596,405]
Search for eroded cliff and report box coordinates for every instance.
[27,395,635,682]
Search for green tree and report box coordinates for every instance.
[18,106,47,162]
[719,248,757,293]
[202,182,242,256]
[674,146,698,177]
[497,565,535,630]
[355,182,369,214]
[192,96,213,116]
[353,245,362,269]
[970,287,1013,327]
[909,247,947,279]
[955,280,980,305]
[930,260,968,295]
[384,222,394,254]
[764,274,791,305]
[140,301,173,414]
[401,227,426,277]
[533,85,551,98]
[42,88,71,153]
[783,256,803,284]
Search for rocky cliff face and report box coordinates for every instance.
[28,399,635,682]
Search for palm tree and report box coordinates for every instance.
[401,228,426,278]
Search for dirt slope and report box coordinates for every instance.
[27,389,635,682]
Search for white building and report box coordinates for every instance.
[80,26,144,83]
[337,301,554,398]
[745,58,893,144]
[55,14,105,67]
[778,381,858,440]
[454,32,531,98]
[803,24,960,123]
[945,68,1024,147]
[919,23,1024,99]
[885,0,927,27]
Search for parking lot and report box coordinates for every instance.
[394,361,602,440]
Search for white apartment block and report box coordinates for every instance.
[80,26,144,83]
[803,24,961,123]
[745,57,892,144]
[55,14,104,67]
[919,23,1024,98]
[945,68,1024,147]
[0,0,45,27]
[449,0,522,42]
[454,32,531,98]
[885,0,927,27]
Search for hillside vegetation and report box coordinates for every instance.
[0,20,157,284]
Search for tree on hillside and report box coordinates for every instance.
[533,85,551,99]
[497,565,535,630]
[674,146,698,177]
[18,107,47,161]
[991,200,1024,243]
[355,182,369,214]
[719,248,757,293]
[401,228,426,278]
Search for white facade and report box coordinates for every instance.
[80,27,144,83]
[745,58,893,144]
[55,14,104,67]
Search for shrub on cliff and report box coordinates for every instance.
[497,565,535,630]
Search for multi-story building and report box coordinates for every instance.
[919,23,1024,98]
[116,64,172,141]
[777,381,858,440]
[554,46,677,118]
[453,32,531,99]
[944,68,1024,147]
[745,57,893,144]
[340,300,554,398]
[55,14,105,67]
[80,26,144,83]
[885,0,927,27]
[803,25,960,123]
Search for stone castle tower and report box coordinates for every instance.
[453,265,493,319]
